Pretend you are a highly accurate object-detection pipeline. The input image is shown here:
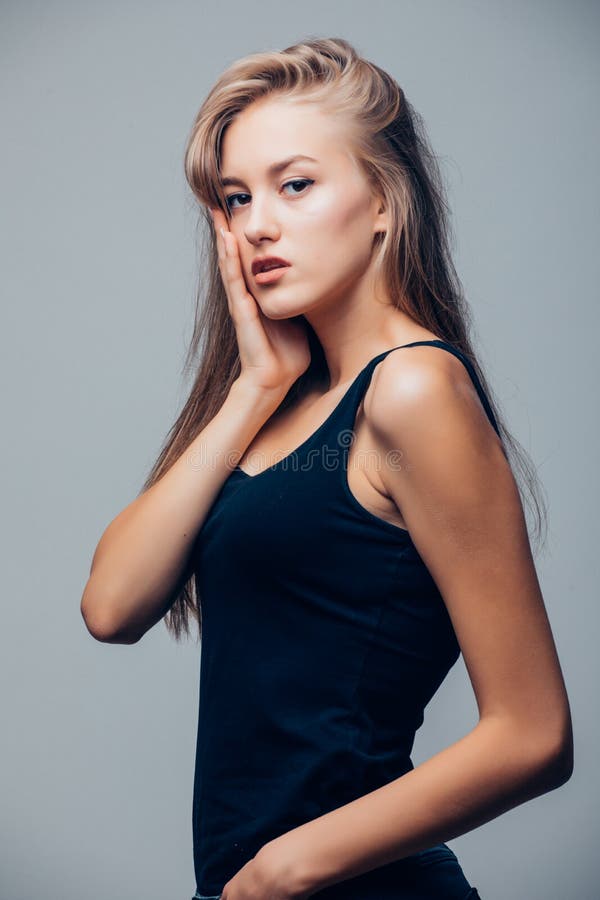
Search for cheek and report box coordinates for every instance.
[299,189,374,274]
[301,185,365,232]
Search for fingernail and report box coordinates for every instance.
[219,226,225,239]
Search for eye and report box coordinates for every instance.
[282,178,314,196]
[224,178,314,212]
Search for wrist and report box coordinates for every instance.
[230,374,292,409]
[257,836,317,900]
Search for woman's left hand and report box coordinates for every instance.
[219,837,313,899]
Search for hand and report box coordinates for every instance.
[210,206,312,396]
[219,839,312,900]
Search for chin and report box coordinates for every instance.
[260,308,301,321]
[256,297,311,320]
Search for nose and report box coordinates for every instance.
[242,194,281,245]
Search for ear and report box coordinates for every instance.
[372,194,388,235]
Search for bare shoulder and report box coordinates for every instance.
[362,340,511,556]
[363,342,499,448]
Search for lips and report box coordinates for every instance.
[251,256,291,276]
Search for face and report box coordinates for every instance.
[218,97,387,320]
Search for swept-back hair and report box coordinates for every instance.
[138,36,547,641]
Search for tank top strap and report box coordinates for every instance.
[330,339,501,442]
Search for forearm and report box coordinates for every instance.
[81,377,286,642]
[274,717,570,897]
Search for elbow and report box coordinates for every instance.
[485,712,575,793]
[544,738,574,788]
[532,720,574,790]
[80,585,142,645]
[84,617,142,645]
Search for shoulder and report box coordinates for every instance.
[363,342,500,453]
[362,342,515,561]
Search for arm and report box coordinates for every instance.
[80,377,287,644]
[260,346,574,897]
[81,207,311,645]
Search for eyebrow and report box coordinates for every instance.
[220,154,319,188]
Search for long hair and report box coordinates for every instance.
[139,36,547,642]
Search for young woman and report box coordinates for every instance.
[81,37,573,900]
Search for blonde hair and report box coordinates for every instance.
[139,36,547,641]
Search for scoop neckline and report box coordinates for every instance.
[233,339,452,481]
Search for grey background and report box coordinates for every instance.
[1,1,598,898]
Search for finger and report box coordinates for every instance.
[221,230,249,303]
[210,209,225,259]
[210,209,233,311]
[219,225,256,321]
[210,205,229,239]
[209,208,256,323]
[209,207,225,254]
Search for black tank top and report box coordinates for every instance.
[190,340,500,897]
